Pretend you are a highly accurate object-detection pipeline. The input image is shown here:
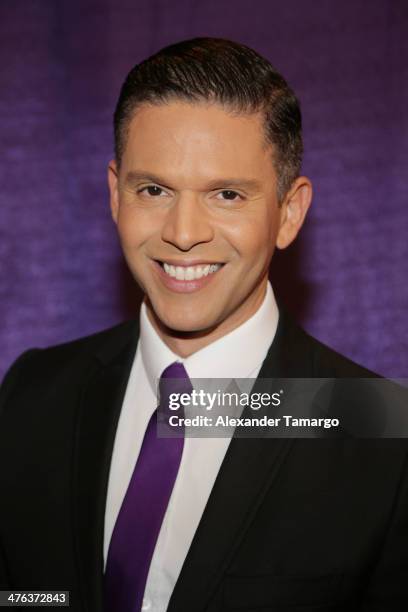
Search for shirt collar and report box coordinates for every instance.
[140,281,279,392]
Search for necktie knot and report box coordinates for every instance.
[161,361,187,379]
[159,361,193,403]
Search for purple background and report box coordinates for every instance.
[0,0,407,379]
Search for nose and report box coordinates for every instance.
[161,192,214,251]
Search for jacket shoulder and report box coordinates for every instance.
[0,319,138,406]
[303,327,379,378]
[277,308,379,378]
[34,318,138,364]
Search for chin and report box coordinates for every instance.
[155,307,219,335]
[165,316,213,334]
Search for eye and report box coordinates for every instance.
[139,185,167,197]
[216,190,242,201]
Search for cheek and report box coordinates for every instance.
[222,211,277,260]
[116,208,158,248]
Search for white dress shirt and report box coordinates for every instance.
[103,281,279,612]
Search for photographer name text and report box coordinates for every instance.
[167,414,340,429]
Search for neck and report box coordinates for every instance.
[145,281,268,358]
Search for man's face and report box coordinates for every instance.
[108,101,305,340]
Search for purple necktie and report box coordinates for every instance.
[104,361,192,612]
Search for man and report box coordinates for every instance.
[0,38,407,612]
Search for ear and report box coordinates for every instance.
[107,160,119,224]
[276,176,312,250]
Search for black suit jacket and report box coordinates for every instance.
[0,308,407,611]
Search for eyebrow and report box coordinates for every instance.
[124,170,262,192]
[124,171,172,189]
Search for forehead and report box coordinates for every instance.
[122,101,275,183]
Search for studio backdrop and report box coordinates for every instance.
[0,0,407,378]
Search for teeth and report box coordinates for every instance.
[185,266,195,280]
[162,262,221,280]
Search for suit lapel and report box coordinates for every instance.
[168,437,294,611]
[72,321,138,612]
[168,308,313,612]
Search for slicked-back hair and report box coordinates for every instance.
[114,37,303,202]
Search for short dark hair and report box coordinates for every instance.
[114,37,303,202]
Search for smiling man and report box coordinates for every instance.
[108,99,310,354]
[0,38,407,612]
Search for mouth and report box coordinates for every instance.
[152,259,225,292]
[156,260,224,281]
